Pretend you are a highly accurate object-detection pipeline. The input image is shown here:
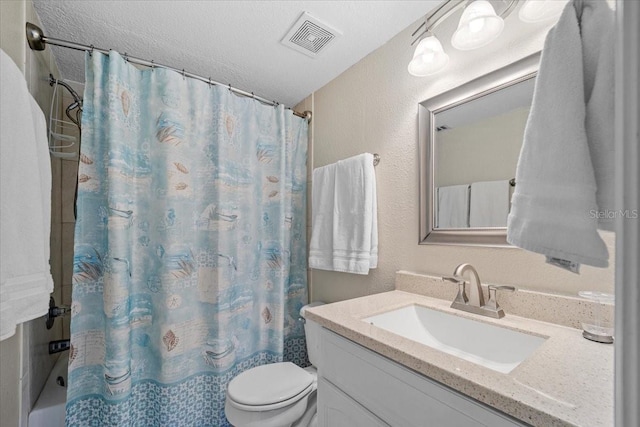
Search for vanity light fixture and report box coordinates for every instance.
[409,0,517,76]
[518,0,568,23]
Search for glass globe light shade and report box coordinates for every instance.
[451,0,505,51]
[408,35,449,77]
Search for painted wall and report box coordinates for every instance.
[0,1,64,425]
[436,106,528,188]
[306,12,615,303]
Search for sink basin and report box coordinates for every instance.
[363,304,546,373]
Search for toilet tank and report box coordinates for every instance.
[300,302,325,366]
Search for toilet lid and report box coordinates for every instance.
[227,362,314,407]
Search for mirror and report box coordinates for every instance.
[418,53,540,246]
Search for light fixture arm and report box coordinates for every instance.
[411,0,518,45]
[412,0,467,46]
[498,0,519,20]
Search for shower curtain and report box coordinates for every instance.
[66,51,308,426]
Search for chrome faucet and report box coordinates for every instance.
[442,263,515,319]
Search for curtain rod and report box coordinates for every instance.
[25,23,312,123]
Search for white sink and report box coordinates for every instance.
[363,304,546,373]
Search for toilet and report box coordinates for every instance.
[224,302,325,427]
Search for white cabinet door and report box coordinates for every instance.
[318,377,389,427]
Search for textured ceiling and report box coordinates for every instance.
[33,0,440,107]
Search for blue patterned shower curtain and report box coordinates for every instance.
[66,51,308,426]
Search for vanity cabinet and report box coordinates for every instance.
[317,327,529,427]
[317,378,389,427]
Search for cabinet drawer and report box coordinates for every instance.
[318,377,389,427]
[320,328,528,427]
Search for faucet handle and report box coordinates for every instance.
[485,285,516,316]
[442,276,468,305]
[488,285,516,293]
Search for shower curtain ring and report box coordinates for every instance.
[182,69,185,80]
[251,92,254,98]
[150,59,155,70]
[228,83,232,92]
[89,45,94,57]
[124,53,129,62]
[208,77,212,88]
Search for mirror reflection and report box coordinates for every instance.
[434,77,535,229]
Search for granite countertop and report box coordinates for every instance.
[305,290,613,427]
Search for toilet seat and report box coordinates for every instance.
[227,362,315,411]
[228,382,314,411]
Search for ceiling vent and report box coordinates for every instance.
[281,12,342,58]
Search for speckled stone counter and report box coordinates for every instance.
[305,290,613,427]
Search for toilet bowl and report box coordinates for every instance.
[225,302,324,427]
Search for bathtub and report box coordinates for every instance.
[29,353,67,427]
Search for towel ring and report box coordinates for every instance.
[373,153,380,166]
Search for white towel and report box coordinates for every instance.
[581,0,616,231]
[309,153,378,274]
[436,185,470,228]
[507,0,614,269]
[309,162,337,270]
[0,49,54,341]
[470,180,510,227]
